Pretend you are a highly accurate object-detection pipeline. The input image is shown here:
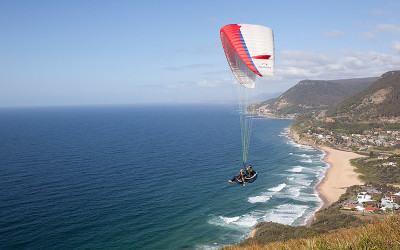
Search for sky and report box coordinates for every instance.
[1,0,400,107]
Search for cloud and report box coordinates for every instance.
[376,24,400,34]
[365,8,385,15]
[362,23,400,40]
[363,31,376,40]
[392,41,400,54]
[165,49,400,96]
[323,30,345,38]
[163,63,215,71]
[273,49,400,83]
[279,50,331,63]
[197,80,221,88]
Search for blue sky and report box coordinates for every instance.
[1,0,400,107]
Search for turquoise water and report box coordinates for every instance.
[0,105,327,249]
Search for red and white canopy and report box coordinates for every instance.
[220,24,274,88]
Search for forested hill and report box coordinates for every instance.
[326,70,400,122]
[254,77,377,117]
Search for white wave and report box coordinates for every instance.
[287,140,315,150]
[208,214,258,229]
[220,216,239,224]
[296,153,310,158]
[287,177,294,180]
[248,183,287,203]
[300,159,312,163]
[288,171,315,187]
[232,214,258,228]
[295,193,320,202]
[248,195,271,203]
[275,185,301,199]
[208,216,237,227]
[268,183,286,192]
[262,204,309,225]
[287,166,303,173]
[195,244,219,250]
[286,187,301,198]
[311,165,328,177]
[295,178,313,187]
[299,144,315,150]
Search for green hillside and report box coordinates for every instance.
[224,215,400,250]
[255,77,377,117]
[327,70,400,122]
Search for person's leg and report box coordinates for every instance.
[228,176,237,183]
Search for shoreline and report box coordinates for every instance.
[248,127,366,238]
[287,128,366,212]
[316,146,365,207]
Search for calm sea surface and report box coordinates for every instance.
[0,104,327,249]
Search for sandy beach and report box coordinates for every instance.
[317,146,366,207]
[287,129,366,208]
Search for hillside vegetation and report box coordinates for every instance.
[222,186,367,248]
[254,77,377,117]
[352,155,400,184]
[223,215,400,250]
[327,70,400,122]
[292,70,400,133]
[231,70,400,249]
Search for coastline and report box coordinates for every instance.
[287,128,366,210]
[317,146,365,207]
[248,126,366,239]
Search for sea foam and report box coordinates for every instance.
[248,193,272,203]
[287,166,303,173]
[268,183,287,192]
[209,214,259,229]
[262,204,309,225]
[248,183,287,203]
[220,216,240,224]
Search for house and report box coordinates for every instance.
[381,195,398,210]
[357,193,374,203]
[342,204,358,210]
[364,206,383,213]
[381,202,400,210]
[383,194,398,203]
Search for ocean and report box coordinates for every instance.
[0,104,327,249]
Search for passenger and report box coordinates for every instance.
[246,165,255,178]
[228,169,246,186]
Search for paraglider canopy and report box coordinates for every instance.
[221,23,274,171]
[220,24,274,88]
